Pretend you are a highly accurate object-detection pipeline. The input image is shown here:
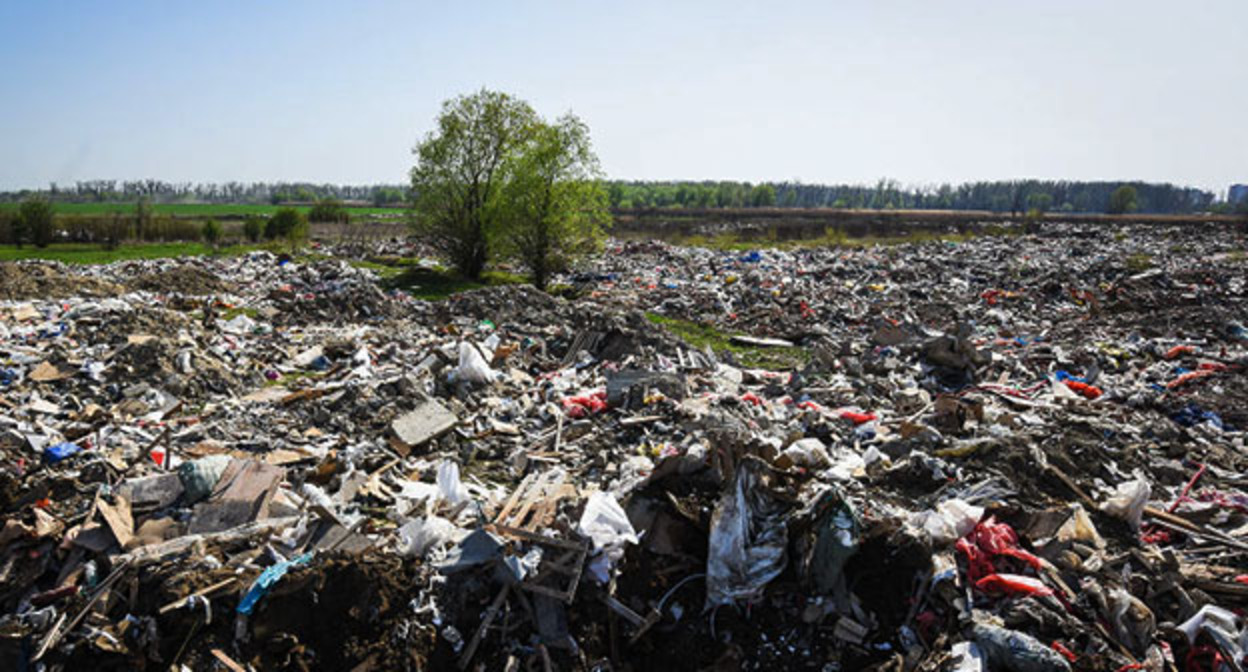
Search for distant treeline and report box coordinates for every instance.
[609,179,1222,214]
[0,181,409,207]
[0,178,1233,215]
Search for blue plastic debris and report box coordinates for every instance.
[1171,404,1225,431]
[237,552,314,615]
[44,442,82,464]
[1054,370,1088,384]
[738,250,763,263]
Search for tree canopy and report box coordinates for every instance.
[410,89,608,285]
[410,89,539,279]
[1108,185,1139,214]
[496,114,609,290]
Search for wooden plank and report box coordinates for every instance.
[211,648,248,672]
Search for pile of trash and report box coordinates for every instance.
[1,222,1247,671]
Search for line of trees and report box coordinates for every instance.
[0,198,312,249]
[608,179,1221,214]
[0,182,410,207]
[2,178,1232,216]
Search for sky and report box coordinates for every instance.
[1,0,1245,194]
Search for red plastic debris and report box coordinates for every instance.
[1051,641,1078,663]
[1168,369,1216,389]
[1063,380,1103,399]
[562,390,607,418]
[839,411,877,425]
[956,517,1043,583]
[1164,344,1197,360]
[976,573,1054,597]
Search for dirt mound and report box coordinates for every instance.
[132,266,231,295]
[0,262,123,300]
[440,285,692,361]
[109,337,242,398]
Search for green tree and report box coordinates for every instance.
[20,197,55,248]
[1108,186,1138,214]
[750,184,776,207]
[201,219,222,246]
[135,197,152,241]
[410,89,539,279]
[266,207,304,241]
[497,114,610,291]
[607,183,625,208]
[308,198,349,224]
[1026,192,1053,214]
[242,215,264,242]
[9,207,29,248]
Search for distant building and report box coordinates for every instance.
[1230,184,1248,204]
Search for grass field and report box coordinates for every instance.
[0,202,403,217]
[0,243,528,302]
[645,312,809,369]
[0,242,269,264]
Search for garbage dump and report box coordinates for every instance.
[1,221,1247,671]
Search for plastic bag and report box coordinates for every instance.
[1055,504,1104,548]
[436,461,469,507]
[706,459,790,607]
[800,486,859,593]
[782,438,831,469]
[397,516,467,558]
[43,442,81,464]
[949,641,986,672]
[1109,588,1155,656]
[452,342,497,385]
[957,518,1042,583]
[975,573,1054,597]
[972,623,1072,672]
[1178,604,1241,645]
[1100,478,1151,531]
[562,390,607,418]
[237,552,314,615]
[178,455,232,504]
[913,499,984,544]
[577,491,639,583]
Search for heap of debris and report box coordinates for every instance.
[1,223,1247,671]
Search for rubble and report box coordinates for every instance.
[0,223,1247,670]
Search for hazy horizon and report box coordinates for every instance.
[2,1,1245,194]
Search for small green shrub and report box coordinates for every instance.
[243,215,264,242]
[201,219,222,246]
[20,198,55,248]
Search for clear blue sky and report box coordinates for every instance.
[1,0,1244,193]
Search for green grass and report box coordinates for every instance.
[381,264,526,301]
[1125,252,1154,273]
[220,306,261,320]
[264,370,323,387]
[645,312,808,370]
[349,259,406,280]
[0,202,402,218]
[0,242,270,264]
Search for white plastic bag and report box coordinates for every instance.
[436,461,470,506]
[578,491,639,583]
[706,460,790,606]
[782,438,830,468]
[452,342,497,385]
[1100,478,1151,531]
[910,499,983,544]
[1055,504,1105,548]
[397,516,467,558]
